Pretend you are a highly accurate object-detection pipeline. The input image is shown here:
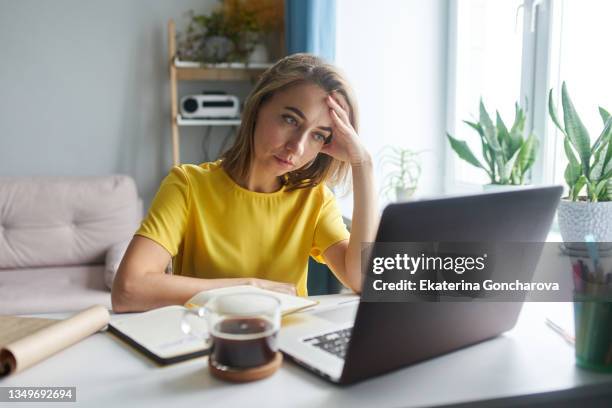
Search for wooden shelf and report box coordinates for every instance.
[167,18,283,167]
[177,115,241,126]
[174,59,271,81]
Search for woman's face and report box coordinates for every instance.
[252,82,334,177]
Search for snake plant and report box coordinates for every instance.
[447,99,539,185]
[549,82,612,202]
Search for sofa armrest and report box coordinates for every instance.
[104,238,173,290]
[104,239,132,290]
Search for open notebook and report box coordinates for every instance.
[108,286,317,365]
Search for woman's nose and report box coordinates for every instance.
[285,131,307,155]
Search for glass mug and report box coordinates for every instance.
[182,293,281,370]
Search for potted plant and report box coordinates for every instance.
[176,2,265,64]
[548,82,612,245]
[446,99,539,190]
[379,147,422,202]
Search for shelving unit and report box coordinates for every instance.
[167,19,274,167]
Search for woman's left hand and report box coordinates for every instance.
[321,92,371,166]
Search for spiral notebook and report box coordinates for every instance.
[108,286,317,365]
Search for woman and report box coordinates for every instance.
[111,53,377,313]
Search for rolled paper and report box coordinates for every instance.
[0,305,110,376]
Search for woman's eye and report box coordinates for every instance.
[313,133,327,142]
[282,115,298,126]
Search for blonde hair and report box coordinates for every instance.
[221,53,358,192]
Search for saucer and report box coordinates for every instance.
[208,352,283,383]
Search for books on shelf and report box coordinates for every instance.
[108,286,317,365]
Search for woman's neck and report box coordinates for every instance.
[228,165,283,193]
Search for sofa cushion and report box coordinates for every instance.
[0,176,141,269]
[0,265,111,314]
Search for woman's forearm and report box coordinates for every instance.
[345,158,378,292]
[112,273,251,313]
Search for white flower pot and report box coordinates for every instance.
[557,199,612,248]
[395,186,416,202]
[482,184,530,192]
[248,43,269,64]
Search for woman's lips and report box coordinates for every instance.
[274,156,294,167]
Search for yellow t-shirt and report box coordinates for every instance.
[135,160,350,296]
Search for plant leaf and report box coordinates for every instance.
[564,157,582,191]
[496,111,512,160]
[589,119,612,182]
[515,132,539,181]
[479,99,502,152]
[591,116,612,156]
[561,82,591,176]
[509,104,526,154]
[501,148,521,184]
[464,119,494,177]
[594,179,608,200]
[463,120,484,137]
[447,133,487,173]
[548,89,567,137]
[572,175,587,201]
[599,106,611,125]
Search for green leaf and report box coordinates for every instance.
[516,132,539,180]
[591,116,612,156]
[447,133,488,173]
[589,120,612,182]
[572,175,587,201]
[564,159,582,191]
[599,106,611,125]
[548,89,567,137]
[479,99,502,152]
[501,148,521,184]
[594,179,608,199]
[463,119,494,177]
[508,108,526,155]
[561,82,591,176]
[496,111,512,160]
[463,120,484,137]
[564,138,580,171]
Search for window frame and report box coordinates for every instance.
[444,0,556,193]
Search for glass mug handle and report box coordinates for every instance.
[181,307,212,347]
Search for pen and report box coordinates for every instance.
[585,234,603,284]
[545,318,575,346]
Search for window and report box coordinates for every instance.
[446,0,526,192]
[546,0,612,190]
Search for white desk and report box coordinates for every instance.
[2,296,612,408]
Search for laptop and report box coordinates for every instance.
[279,186,563,384]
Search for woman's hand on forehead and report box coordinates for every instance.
[321,91,371,166]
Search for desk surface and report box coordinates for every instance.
[2,296,612,408]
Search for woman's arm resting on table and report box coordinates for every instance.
[111,235,296,313]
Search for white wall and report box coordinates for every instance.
[335,0,449,216]
[0,0,250,207]
[0,0,449,212]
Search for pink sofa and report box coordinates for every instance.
[0,176,142,314]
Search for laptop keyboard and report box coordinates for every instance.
[302,327,353,359]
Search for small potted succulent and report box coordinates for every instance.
[447,99,539,190]
[379,146,422,202]
[548,82,612,245]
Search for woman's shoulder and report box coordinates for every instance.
[169,160,224,182]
